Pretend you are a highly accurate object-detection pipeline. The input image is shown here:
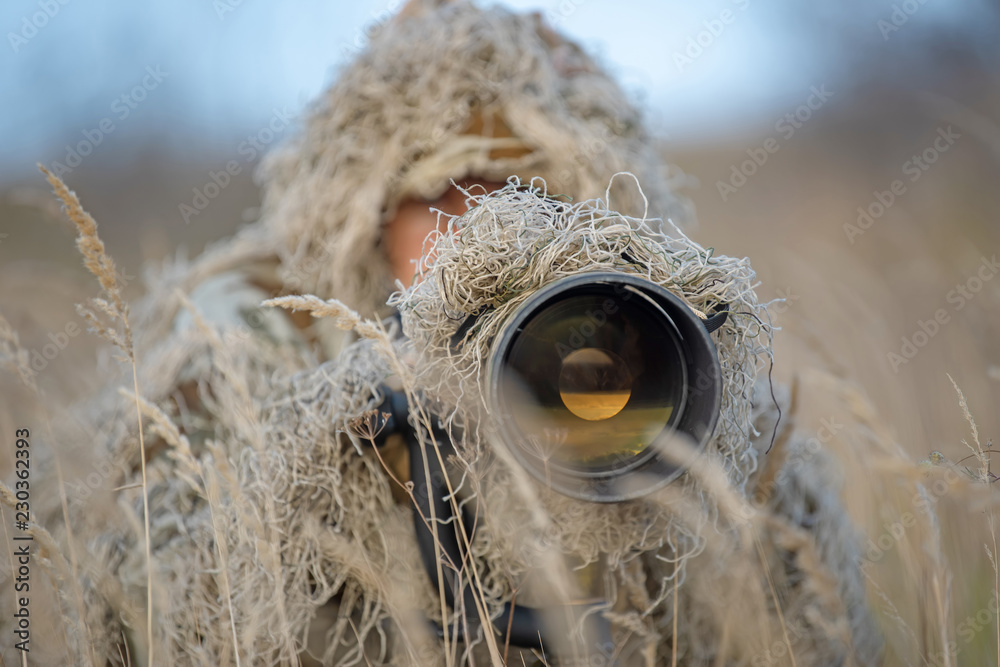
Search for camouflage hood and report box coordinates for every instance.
[252,0,691,319]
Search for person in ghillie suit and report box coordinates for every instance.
[30,1,884,665]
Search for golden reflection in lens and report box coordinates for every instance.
[501,293,683,469]
[558,348,632,421]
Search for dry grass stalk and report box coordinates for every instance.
[0,313,38,392]
[39,165,154,666]
[0,481,89,661]
[752,528,798,667]
[949,374,1000,666]
[7,173,898,664]
[263,303,484,665]
[313,316,507,667]
[51,454,96,666]
[38,166,133,359]
[264,295,361,329]
[0,309,97,665]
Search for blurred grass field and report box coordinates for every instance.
[2,3,1000,664]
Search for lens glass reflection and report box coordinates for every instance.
[500,291,686,471]
[558,348,632,421]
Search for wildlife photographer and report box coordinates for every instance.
[30,1,883,665]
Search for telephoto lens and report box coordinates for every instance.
[488,272,724,502]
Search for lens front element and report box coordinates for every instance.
[502,292,684,471]
[489,273,722,502]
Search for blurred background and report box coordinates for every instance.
[2,0,1000,661]
[3,0,999,445]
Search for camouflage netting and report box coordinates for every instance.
[392,176,766,492]
[7,1,883,665]
[252,0,693,321]
[256,181,884,665]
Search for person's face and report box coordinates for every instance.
[384,177,505,285]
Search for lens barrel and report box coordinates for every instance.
[488,272,723,502]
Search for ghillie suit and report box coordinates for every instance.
[19,1,882,665]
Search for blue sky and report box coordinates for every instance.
[0,0,991,182]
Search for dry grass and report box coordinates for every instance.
[18,166,152,666]
[0,178,998,667]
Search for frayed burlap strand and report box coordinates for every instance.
[391,176,769,494]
